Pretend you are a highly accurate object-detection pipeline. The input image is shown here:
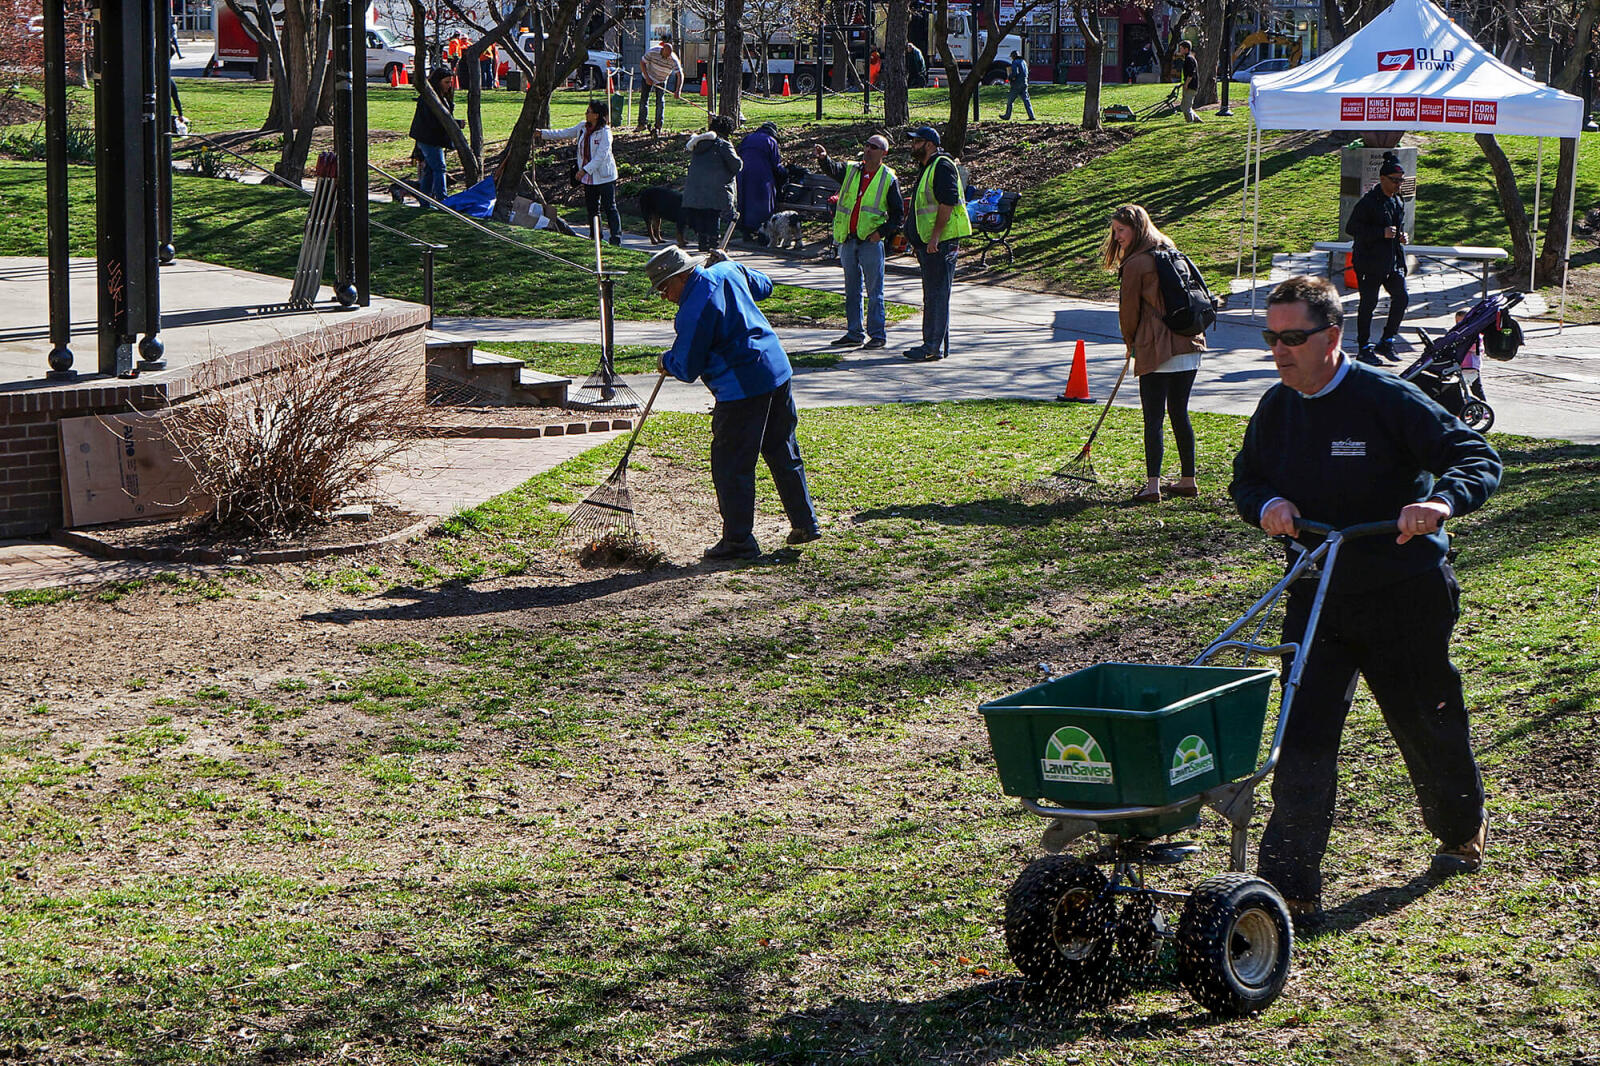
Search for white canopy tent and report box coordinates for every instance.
[1240,0,1586,321]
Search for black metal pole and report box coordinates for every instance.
[44,0,76,380]
[1216,0,1235,117]
[96,0,150,376]
[332,0,358,308]
[970,13,979,123]
[863,22,871,114]
[422,247,434,327]
[353,8,369,305]
[156,0,175,263]
[137,0,166,370]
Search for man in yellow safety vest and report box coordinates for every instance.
[903,125,970,362]
[814,134,904,349]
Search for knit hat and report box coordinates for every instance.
[1379,152,1405,177]
[644,247,698,290]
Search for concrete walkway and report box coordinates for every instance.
[435,246,1600,443]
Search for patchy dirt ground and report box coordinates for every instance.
[0,92,44,128]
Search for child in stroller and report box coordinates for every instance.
[1399,290,1523,434]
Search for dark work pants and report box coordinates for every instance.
[1355,267,1409,348]
[583,181,622,243]
[1257,564,1485,903]
[686,208,721,251]
[913,238,959,351]
[1137,368,1197,479]
[709,380,819,542]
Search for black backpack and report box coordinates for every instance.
[1145,247,1218,337]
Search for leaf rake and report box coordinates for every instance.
[567,217,643,412]
[558,370,667,547]
[1054,351,1132,487]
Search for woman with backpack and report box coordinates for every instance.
[1102,203,1205,503]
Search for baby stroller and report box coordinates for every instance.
[1400,290,1524,434]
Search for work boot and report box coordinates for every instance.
[1284,897,1324,932]
[1357,345,1383,366]
[703,536,760,561]
[1430,818,1487,875]
[861,337,886,350]
[786,527,822,546]
[831,333,865,347]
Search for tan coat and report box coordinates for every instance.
[1118,243,1205,376]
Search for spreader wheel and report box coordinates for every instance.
[1461,400,1494,433]
[1175,873,1292,1016]
[1003,855,1116,998]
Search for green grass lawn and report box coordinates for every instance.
[0,401,1594,1063]
[0,162,878,323]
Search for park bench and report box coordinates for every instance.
[1312,241,1507,299]
[773,170,842,255]
[971,190,1021,267]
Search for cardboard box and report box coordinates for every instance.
[58,411,199,528]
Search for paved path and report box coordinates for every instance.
[437,247,1600,442]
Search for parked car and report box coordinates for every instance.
[365,25,414,82]
[1232,57,1290,82]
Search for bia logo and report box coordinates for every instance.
[1377,49,1415,71]
[1378,46,1456,71]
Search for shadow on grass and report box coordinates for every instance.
[301,566,687,624]
[666,977,1224,1066]
[1298,871,1446,943]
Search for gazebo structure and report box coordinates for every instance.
[37,0,371,381]
[1239,0,1585,317]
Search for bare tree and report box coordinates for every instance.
[439,0,533,164]
[882,0,911,126]
[1071,2,1104,129]
[409,0,481,184]
[224,0,334,183]
[742,0,792,95]
[933,0,1048,156]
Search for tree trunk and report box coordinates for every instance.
[883,0,910,126]
[1073,4,1102,130]
[1194,0,1226,106]
[278,8,331,183]
[1537,136,1578,285]
[1475,132,1534,277]
[719,0,745,123]
[1321,0,1347,47]
[491,0,589,220]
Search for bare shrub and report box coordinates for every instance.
[165,334,431,536]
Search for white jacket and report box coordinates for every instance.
[539,122,618,185]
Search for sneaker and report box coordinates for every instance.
[703,536,760,561]
[1430,818,1487,875]
[902,346,931,360]
[831,333,865,347]
[1356,346,1383,366]
[861,337,886,350]
[903,347,944,362]
[786,527,822,546]
[1376,336,1402,363]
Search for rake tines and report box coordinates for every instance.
[558,463,640,544]
[566,362,644,411]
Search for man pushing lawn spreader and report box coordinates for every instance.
[978,274,1500,1016]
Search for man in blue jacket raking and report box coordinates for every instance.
[1230,276,1502,924]
[647,247,822,561]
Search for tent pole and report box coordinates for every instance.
[1531,138,1543,294]
[1251,123,1262,319]
[1236,119,1254,278]
[1560,136,1578,331]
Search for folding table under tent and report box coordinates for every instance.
[1240,0,1586,322]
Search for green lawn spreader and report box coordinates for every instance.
[979,520,1398,1016]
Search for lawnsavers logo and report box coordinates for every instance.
[1378,46,1455,71]
[1169,735,1217,785]
[1041,726,1115,786]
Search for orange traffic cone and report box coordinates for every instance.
[781,75,791,96]
[389,65,400,87]
[699,75,709,96]
[399,65,409,85]
[1056,339,1093,402]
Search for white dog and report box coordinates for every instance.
[760,211,804,251]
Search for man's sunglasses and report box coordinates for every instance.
[1261,322,1333,347]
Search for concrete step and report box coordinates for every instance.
[425,338,571,406]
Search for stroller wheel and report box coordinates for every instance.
[1461,399,1495,433]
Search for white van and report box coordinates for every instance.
[365,25,414,82]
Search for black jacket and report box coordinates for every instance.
[1229,360,1501,595]
[1346,184,1407,277]
[409,93,456,149]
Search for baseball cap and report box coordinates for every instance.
[904,125,941,146]
[865,133,890,151]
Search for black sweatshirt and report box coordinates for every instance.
[1230,360,1502,595]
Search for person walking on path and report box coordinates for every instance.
[408,68,458,207]
[902,125,970,362]
[1176,40,1202,122]
[1104,204,1204,503]
[1001,50,1035,120]
[1347,152,1411,366]
[537,100,622,246]
[647,247,823,560]
[637,38,685,133]
[1229,274,1500,924]
[815,134,903,350]
[905,42,928,88]
[683,116,743,252]
[737,122,786,240]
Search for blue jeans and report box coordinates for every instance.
[913,238,959,352]
[416,141,447,205]
[636,84,666,128]
[839,236,887,341]
[1003,84,1034,119]
[709,380,818,542]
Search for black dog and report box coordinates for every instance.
[638,186,685,246]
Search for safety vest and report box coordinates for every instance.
[913,154,971,244]
[832,162,896,242]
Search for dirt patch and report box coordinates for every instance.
[0,93,44,128]
[61,502,426,562]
